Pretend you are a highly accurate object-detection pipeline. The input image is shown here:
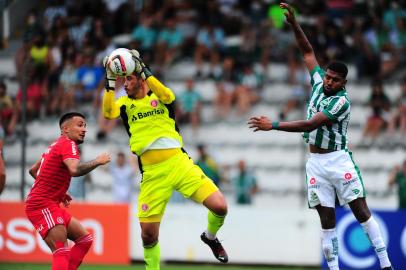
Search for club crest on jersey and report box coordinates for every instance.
[57,217,64,224]
[141,203,149,212]
[150,100,158,107]
[320,99,329,107]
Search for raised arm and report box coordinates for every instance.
[280,2,318,72]
[248,112,332,133]
[64,153,111,177]
[130,50,175,104]
[102,56,121,119]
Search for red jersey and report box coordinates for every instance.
[25,136,79,210]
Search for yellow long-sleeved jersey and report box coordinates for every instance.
[102,76,182,156]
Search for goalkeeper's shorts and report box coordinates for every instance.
[138,150,218,222]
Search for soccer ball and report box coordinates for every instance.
[108,48,136,76]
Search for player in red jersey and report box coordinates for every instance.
[25,112,110,270]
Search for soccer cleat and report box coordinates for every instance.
[200,232,228,263]
[382,267,393,270]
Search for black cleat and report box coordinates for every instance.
[200,232,228,263]
[382,267,393,270]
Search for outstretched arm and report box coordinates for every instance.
[248,112,333,132]
[280,2,318,72]
[64,153,111,177]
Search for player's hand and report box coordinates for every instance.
[129,49,152,80]
[61,193,72,208]
[103,56,117,91]
[248,116,273,132]
[96,152,111,165]
[280,2,296,25]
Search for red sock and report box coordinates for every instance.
[52,242,70,270]
[68,234,93,270]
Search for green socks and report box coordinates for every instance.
[144,242,160,270]
[207,211,226,237]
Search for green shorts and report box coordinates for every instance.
[138,151,217,222]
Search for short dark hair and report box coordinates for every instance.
[59,112,85,127]
[326,61,348,78]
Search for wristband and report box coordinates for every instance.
[272,121,279,130]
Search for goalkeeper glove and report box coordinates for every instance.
[103,56,117,91]
[129,49,152,80]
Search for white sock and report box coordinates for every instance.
[321,228,339,270]
[361,216,391,268]
[204,230,216,240]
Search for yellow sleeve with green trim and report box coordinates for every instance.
[145,76,175,104]
[102,90,120,119]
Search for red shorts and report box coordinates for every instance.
[25,204,72,239]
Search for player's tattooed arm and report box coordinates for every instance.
[29,158,42,179]
[64,153,111,177]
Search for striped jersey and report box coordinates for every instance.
[303,66,350,150]
[26,136,79,210]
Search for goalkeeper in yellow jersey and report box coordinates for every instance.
[102,50,228,269]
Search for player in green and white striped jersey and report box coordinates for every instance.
[248,3,392,270]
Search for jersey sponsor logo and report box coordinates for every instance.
[344,172,352,180]
[342,178,358,186]
[309,177,316,185]
[329,97,346,115]
[150,100,158,107]
[308,177,320,189]
[71,141,77,155]
[320,99,329,107]
[131,108,165,121]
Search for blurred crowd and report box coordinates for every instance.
[0,0,404,144]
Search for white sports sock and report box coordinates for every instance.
[361,216,391,268]
[204,230,216,240]
[321,228,339,270]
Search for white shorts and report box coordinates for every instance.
[306,150,365,208]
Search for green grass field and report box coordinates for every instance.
[0,263,321,270]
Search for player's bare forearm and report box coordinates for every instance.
[29,159,41,179]
[75,160,101,177]
[280,2,317,71]
[277,120,318,132]
[290,21,314,55]
[249,112,330,133]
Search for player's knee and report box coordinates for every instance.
[320,215,335,229]
[212,201,228,216]
[141,230,158,246]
